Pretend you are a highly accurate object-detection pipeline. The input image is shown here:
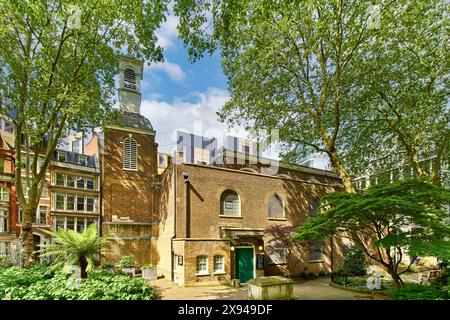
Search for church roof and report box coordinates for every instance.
[120,112,154,132]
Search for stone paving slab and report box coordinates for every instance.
[149,277,372,300]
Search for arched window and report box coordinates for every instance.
[124,68,136,90]
[123,137,138,170]
[308,197,321,217]
[196,256,208,275]
[220,190,240,216]
[268,194,284,219]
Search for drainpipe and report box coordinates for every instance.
[183,172,190,238]
[170,162,177,282]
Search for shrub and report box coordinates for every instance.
[0,267,156,300]
[141,264,155,269]
[318,270,327,277]
[120,256,134,268]
[387,283,448,300]
[342,246,367,276]
[101,263,115,271]
[0,255,14,268]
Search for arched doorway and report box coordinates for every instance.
[234,243,255,284]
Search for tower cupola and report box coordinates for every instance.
[118,55,144,114]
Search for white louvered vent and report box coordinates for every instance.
[124,68,136,90]
[123,137,138,170]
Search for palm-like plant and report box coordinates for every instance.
[37,224,111,278]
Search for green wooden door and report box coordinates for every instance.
[235,248,254,283]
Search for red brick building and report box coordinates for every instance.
[0,55,346,285]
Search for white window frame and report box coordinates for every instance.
[0,210,8,232]
[196,256,209,275]
[55,173,65,186]
[0,187,9,202]
[213,255,225,274]
[37,205,47,225]
[57,151,67,162]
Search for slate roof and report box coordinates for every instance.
[52,150,98,168]
[120,112,153,131]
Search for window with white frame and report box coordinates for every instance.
[86,178,94,190]
[53,194,96,213]
[308,241,324,262]
[53,216,97,232]
[123,137,138,170]
[213,255,224,273]
[55,194,65,210]
[0,210,8,232]
[55,173,65,186]
[0,187,9,202]
[57,151,67,162]
[76,177,85,189]
[86,197,94,212]
[220,190,240,216]
[196,256,208,275]
[67,175,75,188]
[0,241,10,255]
[77,196,85,211]
[66,195,75,211]
[37,206,47,225]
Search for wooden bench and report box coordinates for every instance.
[419,270,443,285]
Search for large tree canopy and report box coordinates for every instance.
[174,0,449,190]
[341,0,449,185]
[293,179,450,287]
[0,0,169,265]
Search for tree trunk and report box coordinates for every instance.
[431,156,441,186]
[327,148,356,193]
[387,269,405,288]
[79,256,88,279]
[20,205,37,267]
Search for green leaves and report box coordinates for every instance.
[0,267,156,300]
[295,178,450,257]
[37,223,112,273]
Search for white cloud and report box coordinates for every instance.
[145,59,186,83]
[141,88,232,152]
[156,14,179,51]
[141,87,281,159]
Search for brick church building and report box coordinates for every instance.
[0,56,346,286]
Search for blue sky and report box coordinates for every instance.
[139,14,233,154]
[139,14,281,160]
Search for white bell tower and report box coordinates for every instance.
[118,55,144,114]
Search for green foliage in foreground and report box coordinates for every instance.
[387,283,449,300]
[38,224,112,278]
[341,246,368,276]
[332,276,395,291]
[0,266,156,300]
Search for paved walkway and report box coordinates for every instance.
[149,277,372,300]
